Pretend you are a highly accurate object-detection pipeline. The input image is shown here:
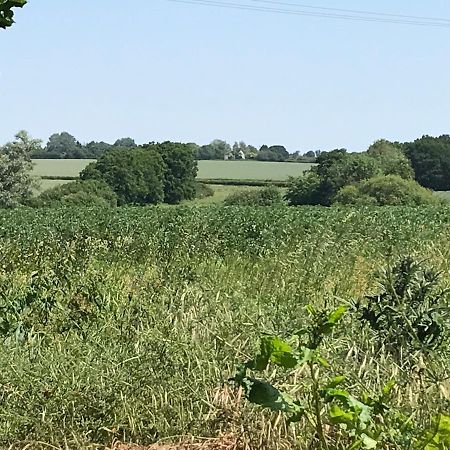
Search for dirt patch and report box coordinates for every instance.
[113,434,240,450]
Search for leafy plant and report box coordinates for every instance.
[232,303,449,449]
[0,0,27,29]
[355,256,450,356]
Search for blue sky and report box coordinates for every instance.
[1,0,449,152]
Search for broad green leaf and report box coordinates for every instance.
[327,375,347,388]
[246,377,302,414]
[251,336,298,371]
[323,388,351,403]
[361,434,378,449]
[329,404,355,425]
[328,306,347,324]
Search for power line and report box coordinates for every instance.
[167,0,450,28]
[248,0,450,24]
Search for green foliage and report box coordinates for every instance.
[335,175,440,206]
[143,141,198,204]
[195,182,214,199]
[286,150,381,206]
[0,130,40,208]
[285,172,323,205]
[0,206,450,447]
[224,185,283,206]
[355,256,450,355]
[234,303,449,449]
[404,135,450,191]
[30,180,117,208]
[367,139,414,179]
[256,145,290,162]
[80,147,165,205]
[0,0,26,28]
[113,137,136,148]
[197,139,231,160]
[42,132,84,159]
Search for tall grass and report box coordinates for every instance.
[0,206,449,448]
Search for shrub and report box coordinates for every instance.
[30,180,117,208]
[334,175,440,206]
[404,135,450,190]
[285,172,323,206]
[81,142,198,205]
[80,147,165,205]
[195,182,214,199]
[224,186,283,206]
[143,142,198,204]
[355,256,450,357]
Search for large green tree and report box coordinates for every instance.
[44,132,83,158]
[143,141,198,204]
[286,146,415,206]
[0,0,26,29]
[367,139,413,179]
[403,135,450,191]
[81,147,165,205]
[0,130,40,208]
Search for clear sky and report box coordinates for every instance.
[1,0,449,152]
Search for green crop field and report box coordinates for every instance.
[32,159,313,181]
[32,159,95,177]
[196,160,313,180]
[1,205,449,449]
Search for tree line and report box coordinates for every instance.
[0,131,198,208]
[30,132,316,162]
[285,139,445,207]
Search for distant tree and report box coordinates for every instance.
[312,150,379,205]
[232,141,249,160]
[256,145,289,162]
[0,0,26,29]
[0,130,40,208]
[114,137,136,148]
[44,132,82,158]
[367,139,413,179]
[83,141,113,158]
[403,135,450,190]
[81,147,165,205]
[304,150,316,158]
[335,175,440,206]
[142,141,198,204]
[197,139,231,160]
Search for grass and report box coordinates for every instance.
[32,159,95,177]
[196,160,313,180]
[187,185,263,205]
[32,159,313,181]
[0,206,449,449]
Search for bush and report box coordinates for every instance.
[404,135,450,190]
[285,172,323,206]
[195,182,214,199]
[224,186,283,206]
[81,142,197,205]
[143,142,197,204]
[30,180,118,208]
[355,256,450,357]
[334,175,440,206]
[80,147,165,205]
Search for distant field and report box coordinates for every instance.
[32,159,312,181]
[197,160,313,180]
[32,159,95,177]
[435,191,450,202]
